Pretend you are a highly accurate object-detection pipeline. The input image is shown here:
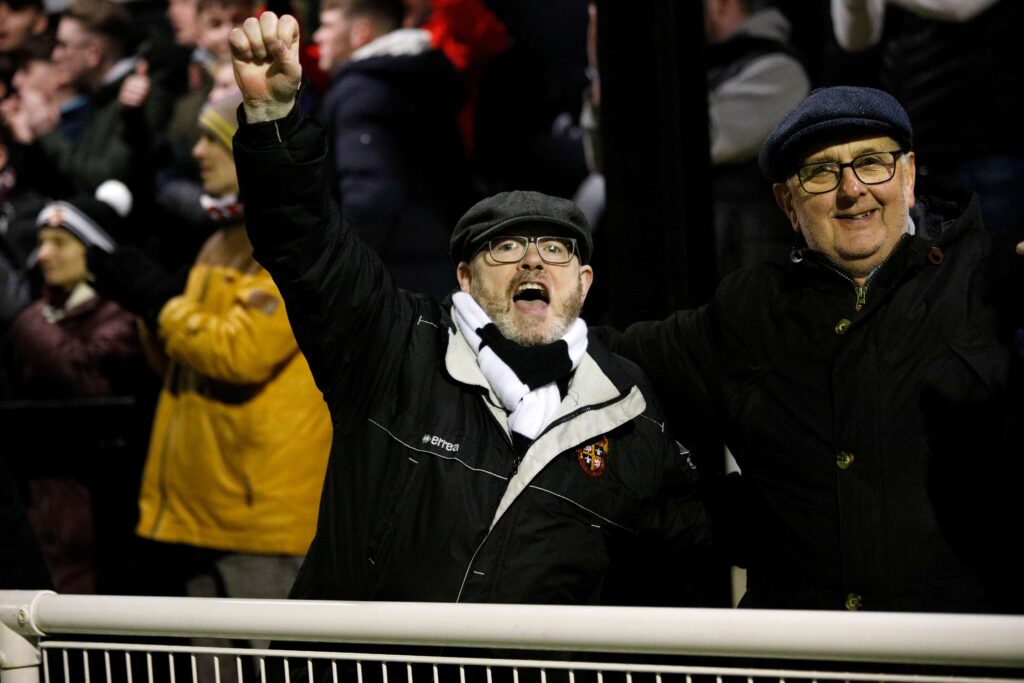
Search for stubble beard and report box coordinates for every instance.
[470,274,585,347]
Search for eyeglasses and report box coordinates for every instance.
[483,236,578,264]
[795,150,906,194]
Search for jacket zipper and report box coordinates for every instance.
[817,233,909,312]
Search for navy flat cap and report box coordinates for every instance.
[758,86,913,181]
[450,191,593,265]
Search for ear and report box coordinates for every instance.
[31,13,48,37]
[578,264,594,302]
[456,261,473,293]
[773,181,801,234]
[85,39,104,70]
[903,151,916,210]
[350,16,375,49]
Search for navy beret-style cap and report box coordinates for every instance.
[450,190,593,265]
[758,86,913,181]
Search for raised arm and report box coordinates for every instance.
[228,13,421,415]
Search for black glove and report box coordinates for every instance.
[87,245,182,329]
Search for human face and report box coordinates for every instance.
[37,226,88,290]
[313,8,357,74]
[0,2,47,52]
[52,17,99,90]
[196,3,250,63]
[13,58,66,99]
[192,132,238,197]
[207,60,239,102]
[773,135,916,283]
[456,228,593,346]
[167,0,199,46]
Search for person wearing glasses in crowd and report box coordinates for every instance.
[227,12,711,614]
[615,85,1024,614]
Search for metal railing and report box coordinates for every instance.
[2,591,1023,683]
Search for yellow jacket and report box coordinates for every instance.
[136,225,331,555]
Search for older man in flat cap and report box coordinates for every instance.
[616,85,1024,613]
[226,13,710,613]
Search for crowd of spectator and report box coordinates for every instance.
[0,0,1021,615]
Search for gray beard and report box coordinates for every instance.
[471,280,585,347]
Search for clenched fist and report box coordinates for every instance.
[229,12,302,122]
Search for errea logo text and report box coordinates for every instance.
[422,434,460,452]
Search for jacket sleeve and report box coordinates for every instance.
[6,301,142,397]
[616,306,721,440]
[232,104,419,416]
[157,278,298,385]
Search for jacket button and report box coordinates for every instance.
[845,593,863,611]
[835,318,851,335]
[836,451,855,470]
[928,246,944,265]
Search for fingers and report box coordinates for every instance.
[231,14,270,61]
[135,59,149,76]
[1016,241,1023,256]
[277,14,300,49]
[231,12,299,62]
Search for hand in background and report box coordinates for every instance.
[119,60,151,109]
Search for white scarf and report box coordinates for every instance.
[452,291,588,440]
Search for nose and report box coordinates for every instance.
[836,165,866,198]
[192,137,205,160]
[37,242,54,262]
[519,241,545,269]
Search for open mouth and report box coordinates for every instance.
[513,282,550,313]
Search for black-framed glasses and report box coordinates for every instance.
[484,236,578,264]
[796,150,906,194]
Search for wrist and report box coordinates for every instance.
[242,98,295,123]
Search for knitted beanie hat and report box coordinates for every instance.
[198,92,244,151]
[36,180,133,253]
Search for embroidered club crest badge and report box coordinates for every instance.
[576,437,609,477]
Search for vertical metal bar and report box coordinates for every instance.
[145,652,153,683]
[82,649,91,683]
[330,660,338,683]
[124,651,133,683]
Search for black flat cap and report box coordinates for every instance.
[758,86,913,181]
[450,190,593,265]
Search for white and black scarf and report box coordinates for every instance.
[452,291,588,441]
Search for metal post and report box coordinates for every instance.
[0,592,51,683]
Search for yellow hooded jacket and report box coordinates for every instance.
[136,224,331,555]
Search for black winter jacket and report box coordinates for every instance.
[619,186,1024,613]
[319,49,476,302]
[234,106,710,607]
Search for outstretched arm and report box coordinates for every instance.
[229,12,303,123]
